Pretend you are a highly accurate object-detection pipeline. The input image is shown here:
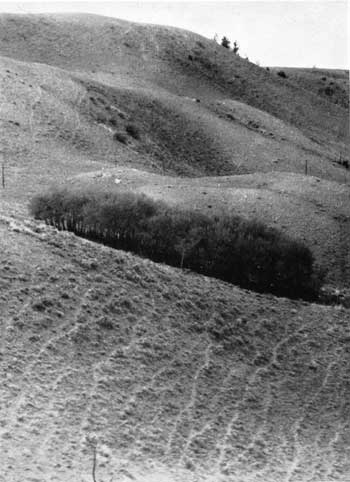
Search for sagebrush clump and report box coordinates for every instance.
[113,132,128,144]
[30,188,324,300]
[125,123,141,139]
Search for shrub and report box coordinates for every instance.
[109,118,118,127]
[221,36,231,49]
[337,156,349,169]
[324,86,334,96]
[277,70,287,78]
[113,132,128,144]
[125,123,141,140]
[97,317,114,329]
[30,189,324,300]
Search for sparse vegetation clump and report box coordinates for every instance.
[220,37,239,55]
[220,36,231,49]
[113,132,128,144]
[336,155,349,170]
[125,123,141,139]
[324,86,334,96]
[30,188,324,300]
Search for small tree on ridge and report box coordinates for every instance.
[221,36,231,49]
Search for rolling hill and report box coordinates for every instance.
[0,13,348,153]
[0,13,348,179]
[0,14,349,285]
[0,12,349,482]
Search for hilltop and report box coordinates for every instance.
[0,12,349,482]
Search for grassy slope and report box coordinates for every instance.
[1,51,348,186]
[0,23,349,285]
[270,67,349,111]
[0,213,349,482]
[0,13,348,153]
[0,12,349,186]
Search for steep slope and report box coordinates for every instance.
[0,212,349,482]
[0,12,348,158]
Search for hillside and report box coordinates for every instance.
[270,67,349,110]
[0,212,349,482]
[1,52,348,183]
[0,13,348,156]
[0,12,349,482]
[0,12,348,187]
[0,16,349,287]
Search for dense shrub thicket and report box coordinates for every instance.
[30,188,324,300]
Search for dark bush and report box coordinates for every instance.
[97,317,114,329]
[221,36,231,49]
[113,132,128,144]
[30,189,324,300]
[125,123,141,139]
[277,70,287,79]
[324,86,334,96]
[109,118,118,127]
[337,157,349,169]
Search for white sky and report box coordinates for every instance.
[0,0,348,68]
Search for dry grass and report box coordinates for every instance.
[0,13,348,183]
[270,67,349,109]
[0,214,349,482]
[0,13,347,152]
